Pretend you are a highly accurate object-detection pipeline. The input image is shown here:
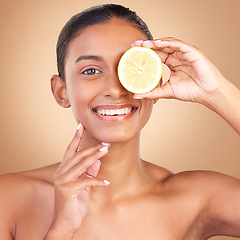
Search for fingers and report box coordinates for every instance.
[55,173,110,203]
[133,81,175,100]
[51,123,111,233]
[61,123,84,166]
[131,37,206,101]
[131,38,202,65]
[55,122,111,186]
[86,159,101,177]
[132,37,193,52]
[57,175,110,201]
[59,146,109,182]
[60,143,107,174]
[54,134,110,201]
[69,176,110,192]
[58,122,109,173]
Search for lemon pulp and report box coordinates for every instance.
[118,46,162,94]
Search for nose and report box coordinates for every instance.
[102,71,128,99]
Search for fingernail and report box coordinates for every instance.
[133,95,144,99]
[154,39,162,43]
[135,40,144,43]
[143,40,151,44]
[99,146,108,152]
[77,122,83,130]
[103,180,110,185]
[101,142,110,147]
[131,40,144,47]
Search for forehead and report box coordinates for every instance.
[66,19,148,63]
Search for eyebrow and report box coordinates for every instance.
[75,55,104,63]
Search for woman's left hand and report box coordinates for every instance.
[132,38,227,105]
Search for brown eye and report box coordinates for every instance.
[81,68,101,75]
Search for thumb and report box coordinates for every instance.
[134,81,175,100]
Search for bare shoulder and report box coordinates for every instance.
[143,160,240,212]
[142,157,238,188]
[164,169,240,194]
[0,163,59,238]
[167,170,240,237]
[144,162,240,237]
[0,162,59,190]
[0,162,59,200]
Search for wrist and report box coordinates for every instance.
[199,77,230,112]
[200,78,240,134]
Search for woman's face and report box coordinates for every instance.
[64,19,154,143]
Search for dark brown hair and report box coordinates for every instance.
[57,4,153,80]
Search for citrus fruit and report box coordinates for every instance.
[118,46,162,94]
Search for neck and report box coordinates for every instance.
[80,133,149,204]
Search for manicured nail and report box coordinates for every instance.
[154,39,162,43]
[143,40,151,43]
[133,95,144,99]
[101,142,110,146]
[131,40,144,47]
[77,123,83,130]
[103,180,110,185]
[99,146,108,152]
[135,40,144,43]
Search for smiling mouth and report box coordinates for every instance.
[92,105,138,119]
[94,107,136,116]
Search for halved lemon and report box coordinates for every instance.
[118,46,162,94]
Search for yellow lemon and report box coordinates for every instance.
[118,46,162,94]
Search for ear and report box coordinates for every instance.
[51,75,71,108]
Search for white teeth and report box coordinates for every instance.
[116,109,121,115]
[110,110,115,115]
[97,107,133,116]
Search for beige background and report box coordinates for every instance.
[0,0,239,239]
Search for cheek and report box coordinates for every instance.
[68,82,99,122]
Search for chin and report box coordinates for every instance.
[84,125,142,144]
[101,133,140,144]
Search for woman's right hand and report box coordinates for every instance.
[46,123,110,239]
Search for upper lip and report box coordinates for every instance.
[93,104,137,111]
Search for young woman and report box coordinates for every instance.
[0,4,240,240]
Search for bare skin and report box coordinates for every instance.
[0,19,240,240]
